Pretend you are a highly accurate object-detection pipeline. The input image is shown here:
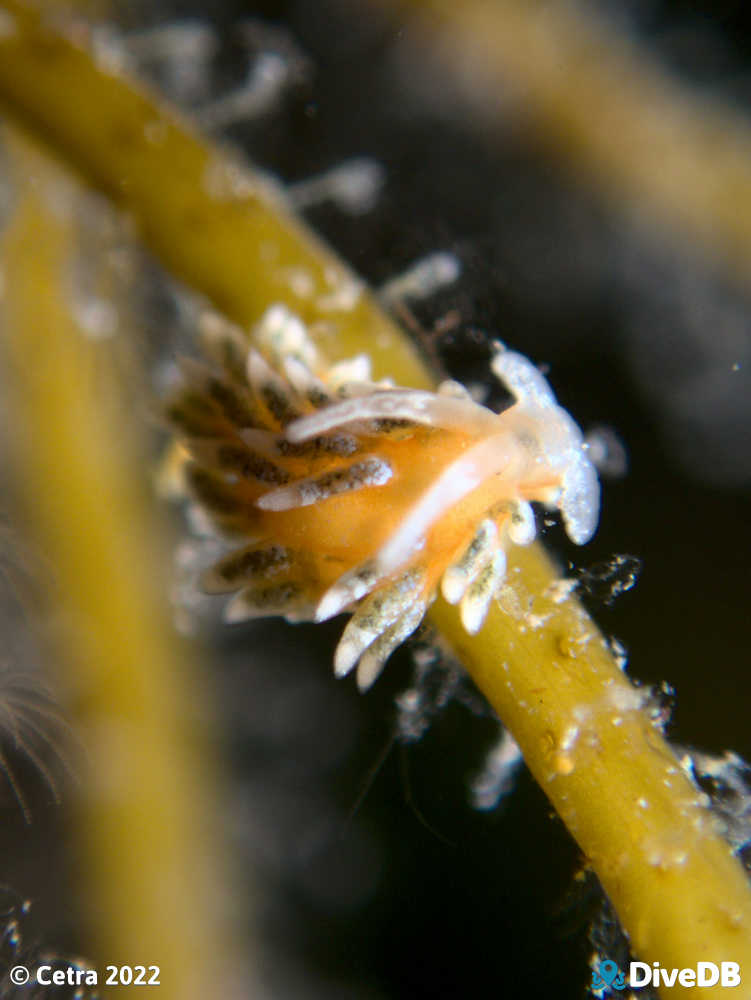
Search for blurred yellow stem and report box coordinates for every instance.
[0,2,749,992]
[1,131,236,998]
[393,0,751,284]
[432,558,751,991]
[0,0,431,389]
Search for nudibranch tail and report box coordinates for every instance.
[168,305,601,688]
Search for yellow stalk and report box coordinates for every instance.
[393,0,751,284]
[1,131,236,997]
[0,0,430,390]
[432,555,751,987]
[0,1,749,992]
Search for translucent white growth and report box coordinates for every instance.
[325,355,373,391]
[89,26,133,76]
[317,275,364,313]
[256,304,319,371]
[334,571,423,678]
[380,251,461,305]
[189,18,312,128]
[460,550,507,634]
[197,52,290,130]
[72,296,118,340]
[281,356,330,403]
[544,577,578,605]
[584,425,628,478]
[126,22,217,104]
[356,602,426,692]
[471,728,524,810]
[290,159,386,216]
[441,519,498,605]
[126,22,217,64]
[246,347,283,395]
[688,750,751,853]
[257,456,393,511]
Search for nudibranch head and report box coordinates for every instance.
[168,305,600,690]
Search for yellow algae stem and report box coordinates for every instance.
[432,547,751,993]
[1,132,240,998]
[394,0,751,287]
[0,0,431,390]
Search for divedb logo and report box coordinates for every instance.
[591,958,742,992]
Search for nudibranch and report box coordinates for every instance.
[168,305,600,690]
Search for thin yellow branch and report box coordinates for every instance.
[1,131,237,998]
[390,0,751,283]
[0,2,749,992]
[432,554,751,988]
[0,0,430,390]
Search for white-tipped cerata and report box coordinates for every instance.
[460,550,507,635]
[355,602,426,691]
[172,303,603,690]
[257,456,392,511]
[334,570,423,678]
[286,389,499,441]
[441,519,498,605]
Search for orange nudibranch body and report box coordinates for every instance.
[169,305,600,689]
[256,425,472,574]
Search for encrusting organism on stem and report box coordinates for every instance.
[168,304,600,690]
